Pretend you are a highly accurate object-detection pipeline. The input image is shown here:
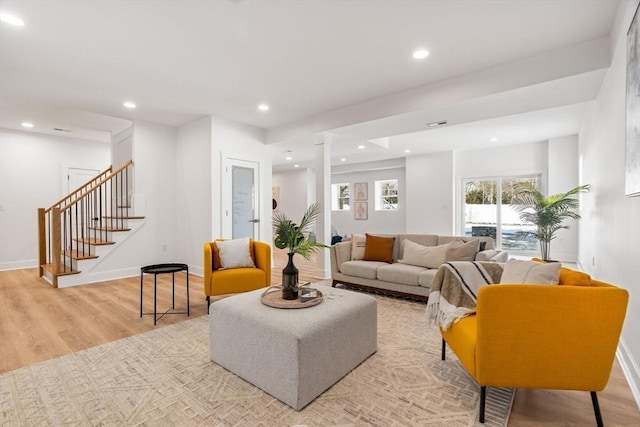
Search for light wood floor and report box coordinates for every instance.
[1,250,639,426]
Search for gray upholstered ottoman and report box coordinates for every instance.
[209,284,377,410]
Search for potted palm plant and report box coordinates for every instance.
[272,202,328,300]
[511,183,590,262]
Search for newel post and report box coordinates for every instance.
[51,207,62,288]
[37,208,46,277]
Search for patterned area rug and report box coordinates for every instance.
[0,294,513,426]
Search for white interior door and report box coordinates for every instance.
[222,158,260,239]
[66,167,99,194]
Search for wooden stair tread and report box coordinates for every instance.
[63,250,99,260]
[88,226,131,232]
[41,263,80,276]
[74,238,114,245]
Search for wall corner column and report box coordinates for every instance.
[314,133,332,279]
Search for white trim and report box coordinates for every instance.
[0,259,38,270]
[617,338,640,410]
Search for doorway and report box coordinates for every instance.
[66,167,99,195]
[222,158,260,239]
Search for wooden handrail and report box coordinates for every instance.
[45,165,113,213]
[38,160,135,284]
[60,160,133,213]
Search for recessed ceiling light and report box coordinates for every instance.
[340,158,346,162]
[404,149,411,153]
[0,13,25,26]
[294,164,299,168]
[123,101,136,109]
[413,49,429,59]
[258,104,269,111]
[357,145,365,149]
[21,122,34,128]
[285,156,292,161]
[490,137,499,142]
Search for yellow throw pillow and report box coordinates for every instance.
[363,234,395,263]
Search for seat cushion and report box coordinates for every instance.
[418,268,438,288]
[376,263,425,287]
[209,267,266,295]
[340,260,386,280]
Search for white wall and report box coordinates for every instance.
[579,0,640,406]
[406,151,454,235]
[331,166,406,236]
[548,135,581,261]
[0,128,110,269]
[272,168,310,223]
[86,121,179,278]
[176,116,212,275]
[210,116,271,244]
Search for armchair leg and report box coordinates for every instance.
[479,386,486,423]
[441,338,446,360]
[206,295,210,314]
[591,392,604,427]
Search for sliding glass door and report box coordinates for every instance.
[463,176,539,252]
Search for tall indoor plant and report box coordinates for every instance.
[512,183,590,261]
[272,202,327,300]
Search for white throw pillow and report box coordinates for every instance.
[351,233,367,260]
[398,240,453,269]
[217,237,255,269]
[500,259,561,285]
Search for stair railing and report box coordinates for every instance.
[38,160,134,287]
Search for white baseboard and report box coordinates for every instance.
[617,338,640,410]
[0,259,38,270]
[57,264,203,288]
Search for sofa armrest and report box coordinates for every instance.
[475,249,508,263]
[331,241,352,275]
[252,240,272,287]
[475,282,628,390]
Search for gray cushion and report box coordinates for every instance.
[340,260,386,280]
[376,263,426,287]
[418,269,438,288]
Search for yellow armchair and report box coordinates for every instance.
[440,277,628,426]
[203,239,271,310]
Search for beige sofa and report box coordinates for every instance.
[330,233,508,301]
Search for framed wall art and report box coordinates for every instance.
[354,201,368,220]
[354,182,368,201]
[625,2,640,196]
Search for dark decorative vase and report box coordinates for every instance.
[282,253,299,300]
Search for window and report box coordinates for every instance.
[331,183,350,211]
[375,179,398,210]
[463,176,539,252]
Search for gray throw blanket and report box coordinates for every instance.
[426,261,504,330]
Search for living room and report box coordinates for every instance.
[1,0,639,424]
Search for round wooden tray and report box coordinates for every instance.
[261,286,323,309]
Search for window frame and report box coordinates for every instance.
[374,179,399,211]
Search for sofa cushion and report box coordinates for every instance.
[363,233,395,263]
[397,234,439,258]
[500,259,561,285]
[530,258,592,286]
[217,237,255,269]
[340,260,386,280]
[418,268,438,288]
[399,240,453,269]
[351,233,367,260]
[446,239,479,262]
[376,263,425,287]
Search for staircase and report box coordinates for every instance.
[38,160,145,288]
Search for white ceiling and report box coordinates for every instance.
[0,0,621,169]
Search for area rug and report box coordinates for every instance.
[0,294,513,426]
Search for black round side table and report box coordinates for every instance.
[140,263,190,325]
